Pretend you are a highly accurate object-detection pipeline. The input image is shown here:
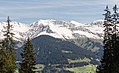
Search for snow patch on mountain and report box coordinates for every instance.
[70,20,85,26]
[0,21,31,41]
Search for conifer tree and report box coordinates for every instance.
[20,37,36,73]
[96,6,114,73]
[97,5,119,73]
[111,5,119,72]
[1,16,16,73]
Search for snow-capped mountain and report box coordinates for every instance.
[0,19,104,42]
[28,19,104,40]
[29,20,75,39]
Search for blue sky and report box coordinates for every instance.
[0,0,119,23]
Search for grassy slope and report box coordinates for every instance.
[68,58,91,63]
[65,58,96,73]
[65,65,96,73]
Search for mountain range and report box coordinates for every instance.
[0,19,104,65]
[0,19,104,41]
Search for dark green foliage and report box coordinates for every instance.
[0,48,5,73]
[20,37,36,73]
[97,5,119,73]
[0,16,16,73]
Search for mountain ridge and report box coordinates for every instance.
[0,19,104,42]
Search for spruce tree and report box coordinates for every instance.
[111,5,119,72]
[20,37,36,73]
[96,6,114,73]
[0,16,16,73]
[97,5,119,73]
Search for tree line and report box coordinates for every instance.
[0,16,36,73]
